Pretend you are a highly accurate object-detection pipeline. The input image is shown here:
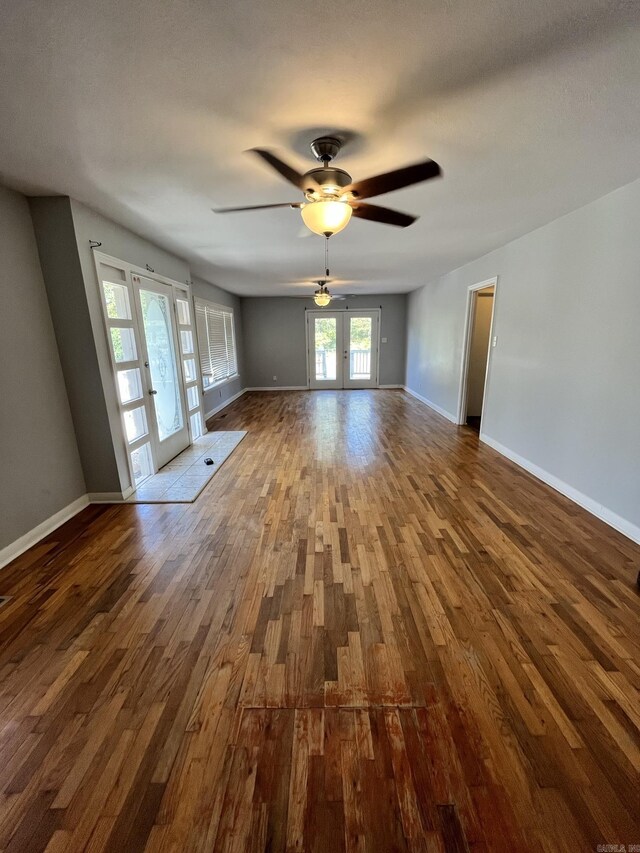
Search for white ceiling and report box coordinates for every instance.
[1,0,639,296]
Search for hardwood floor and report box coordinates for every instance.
[0,389,638,852]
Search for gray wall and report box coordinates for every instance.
[0,186,85,552]
[71,200,190,287]
[242,294,407,388]
[191,276,245,416]
[29,197,122,494]
[406,178,640,534]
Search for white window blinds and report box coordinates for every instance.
[195,299,238,386]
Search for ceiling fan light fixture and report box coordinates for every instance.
[301,199,352,237]
[313,284,332,307]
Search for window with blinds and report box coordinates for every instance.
[194,299,238,388]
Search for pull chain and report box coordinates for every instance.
[324,236,330,279]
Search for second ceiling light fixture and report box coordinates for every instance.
[215,136,441,237]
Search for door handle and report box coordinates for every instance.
[149,389,158,395]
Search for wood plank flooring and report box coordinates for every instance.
[0,389,638,852]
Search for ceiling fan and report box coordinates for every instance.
[293,278,350,306]
[213,136,441,237]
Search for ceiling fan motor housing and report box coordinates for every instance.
[303,167,352,198]
[310,136,343,162]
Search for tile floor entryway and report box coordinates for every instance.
[126,430,246,503]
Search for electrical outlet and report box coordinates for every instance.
[381,337,388,343]
[273,375,277,381]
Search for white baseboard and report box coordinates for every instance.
[87,488,134,503]
[204,387,247,420]
[245,385,404,392]
[244,386,308,392]
[402,386,458,424]
[0,494,90,571]
[480,432,640,545]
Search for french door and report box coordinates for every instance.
[307,310,379,389]
[95,253,205,491]
[133,277,190,468]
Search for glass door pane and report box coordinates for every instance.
[135,279,190,468]
[343,311,379,389]
[348,316,372,380]
[309,313,343,389]
[315,317,337,381]
[139,289,184,441]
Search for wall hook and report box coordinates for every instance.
[89,240,102,249]
[145,264,154,273]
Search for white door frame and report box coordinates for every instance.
[456,276,498,429]
[306,309,381,389]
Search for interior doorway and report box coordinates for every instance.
[307,310,380,389]
[457,278,497,432]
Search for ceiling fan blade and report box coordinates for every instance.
[350,202,417,227]
[213,202,302,213]
[250,149,313,191]
[346,159,441,200]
